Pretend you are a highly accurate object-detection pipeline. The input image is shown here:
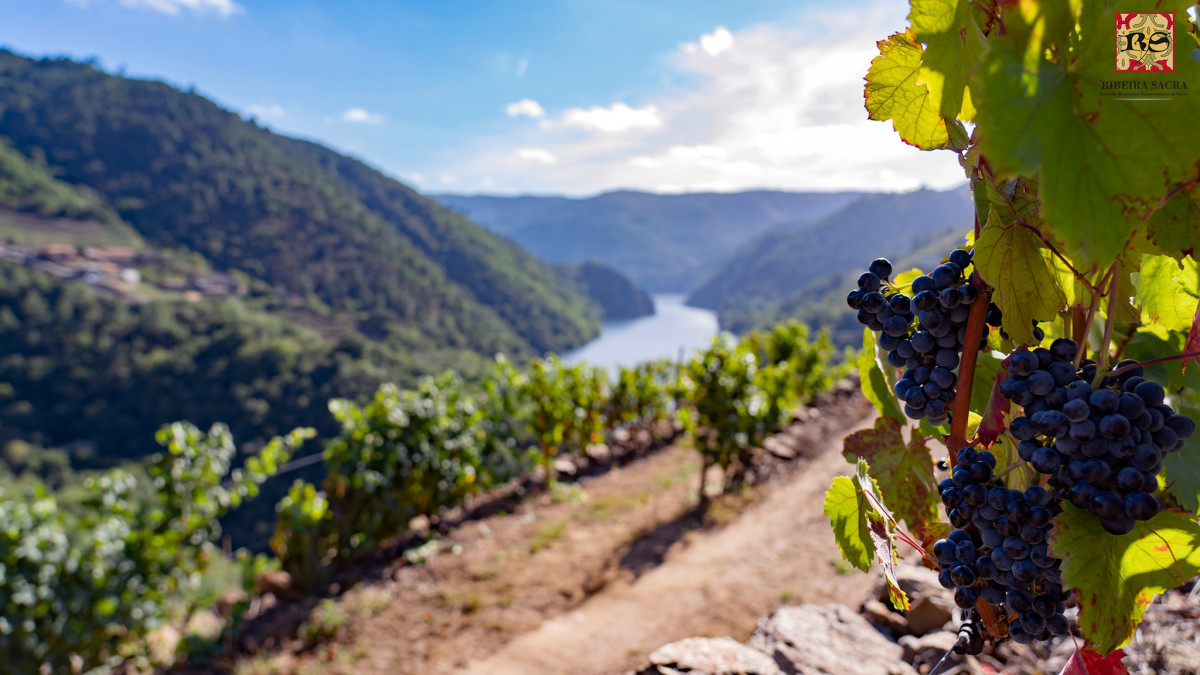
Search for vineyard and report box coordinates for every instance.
[0,322,841,672]
[825,0,1200,671]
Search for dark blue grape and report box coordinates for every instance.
[912,275,937,294]
[1125,491,1159,520]
[1135,380,1166,407]
[869,258,893,280]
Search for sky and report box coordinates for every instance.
[0,0,966,196]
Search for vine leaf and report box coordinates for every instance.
[1183,296,1200,373]
[1136,254,1200,335]
[909,0,986,121]
[973,4,1200,266]
[842,416,938,533]
[864,28,967,151]
[1059,648,1129,675]
[823,459,911,610]
[1051,504,1200,655]
[975,208,1067,345]
[1147,180,1200,259]
[857,328,906,425]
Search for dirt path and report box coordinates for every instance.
[462,413,879,675]
[228,391,878,675]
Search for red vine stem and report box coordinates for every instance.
[1106,351,1200,380]
[948,274,992,464]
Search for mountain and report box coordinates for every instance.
[719,227,967,346]
[434,190,863,291]
[685,187,973,315]
[566,261,655,320]
[0,50,599,356]
[0,139,141,246]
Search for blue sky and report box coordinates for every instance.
[0,0,965,195]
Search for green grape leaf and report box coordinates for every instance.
[1147,181,1200,259]
[975,208,1068,345]
[864,28,968,150]
[842,416,938,533]
[1051,504,1200,654]
[824,476,874,573]
[857,328,906,424]
[1165,434,1200,513]
[823,460,911,610]
[973,5,1200,266]
[1137,254,1200,332]
[910,0,987,120]
[970,349,1003,416]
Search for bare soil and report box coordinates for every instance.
[225,389,877,675]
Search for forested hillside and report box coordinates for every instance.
[0,50,600,355]
[436,190,862,291]
[686,187,972,316]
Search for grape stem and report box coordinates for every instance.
[947,273,992,463]
[1074,265,1115,367]
[1106,351,1200,380]
[1093,259,1122,385]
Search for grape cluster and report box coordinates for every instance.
[845,250,998,424]
[1002,338,1196,534]
[935,447,1072,651]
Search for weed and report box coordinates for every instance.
[530,519,568,553]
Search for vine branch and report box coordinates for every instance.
[948,273,992,463]
[1106,351,1200,380]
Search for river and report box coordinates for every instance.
[562,294,720,371]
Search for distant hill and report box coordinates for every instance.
[685,187,973,316]
[720,227,968,346]
[565,261,655,320]
[434,190,863,291]
[0,139,141,246]
[0,50,599,356]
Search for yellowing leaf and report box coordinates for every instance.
[910,0,987,120]
[975,208,1068,345]
[1137,254,1200,332]
[865,29,968,151]
[1052,505,1200,654]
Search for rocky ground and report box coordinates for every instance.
[637,551,1200,675]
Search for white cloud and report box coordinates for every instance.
[516,56,530,78]
[341,108,383,124]
[246,103,285,119]
[418,3,963,195]
[514,147,558,165]
[699,26,734,56]
[86,0,245,17]
[560,103,662,133]
[506,99,545,119]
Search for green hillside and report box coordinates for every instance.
[435,190,863,291]
[0,50,599,355]
[685,187,972,314]
[721,227,967,346]
[0,139,141,246]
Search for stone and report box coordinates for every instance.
[898,631,959,669]
[862,598,909,637]
[256,570,295,598]
[216,587,249,617]
[883,564,954,636]
[585,443,612,462]
[747,604,916,675]
[639,637,784,675]
[146,624,182,666]
[763,436,798,460]
[184,609,225,643]
[553,457,578,476]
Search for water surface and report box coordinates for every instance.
[562,294,719,370]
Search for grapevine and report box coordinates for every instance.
[826,0,1200,668]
